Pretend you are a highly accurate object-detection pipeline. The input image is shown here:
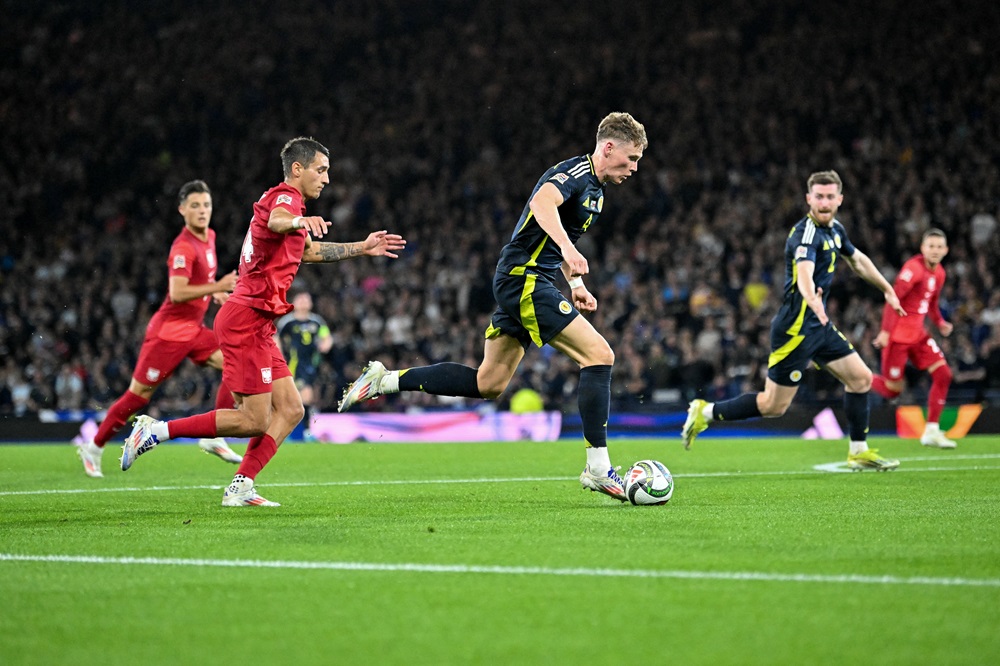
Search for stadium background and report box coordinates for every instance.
[1,0,998,434]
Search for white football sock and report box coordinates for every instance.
[702,402,715,420]
[381,371,400,394]
[586,446,612,475]
[849,440,869,455]
[151,421,170,440]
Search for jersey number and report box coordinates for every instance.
[828,251,837,273]
[241,228,254,264]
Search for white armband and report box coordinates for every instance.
[291,216,302,229]
[568,277,584,289]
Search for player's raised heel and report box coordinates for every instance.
[198,438,243,463]
[579,465,627,502]
[121,415,161,471]
[681,399,710,450]
[846,449,900,472]
[338,361,388,412]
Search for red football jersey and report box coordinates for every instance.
[228,182,308,318]
[881,254,946,344]
[146,227,218,342]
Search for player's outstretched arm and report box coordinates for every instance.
[302,231,406,263]
[844,250,905,315]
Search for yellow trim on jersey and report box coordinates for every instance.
[485,323,503,340]
[519,274,543,347]
[509,236,550,277]
[515,210,535,237]
[767,299,809,368]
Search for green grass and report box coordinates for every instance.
[2,436,999,665]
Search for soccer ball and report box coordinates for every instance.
[624,459,674,506]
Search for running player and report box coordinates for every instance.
[680,170,907,471]
[74,180,242,478]
[871,229,956,448]
[276,291,333,440]
[338,112,648,502]
[120,138,405,506]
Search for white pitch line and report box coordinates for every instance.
[1,553,997,588]
[4,462,1000,497]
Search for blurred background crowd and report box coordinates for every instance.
[2,0,999,421]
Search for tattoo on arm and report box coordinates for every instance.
[304,241,364,263]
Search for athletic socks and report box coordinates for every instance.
[927,364,952,424]
[237,434,278,479]
[166,411,218,439]
[397,363,482,398]
[844,391,869,443]
[713,393,762,421]
[578,365,613,450]
[93,390,149,447]
[871,374,901,399]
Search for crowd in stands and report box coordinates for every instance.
[2,0,999,422]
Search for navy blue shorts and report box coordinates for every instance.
[486,272,579,349]
[767,308,855,386]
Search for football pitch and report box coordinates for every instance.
[2,436,999,665]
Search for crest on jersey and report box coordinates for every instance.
[206,250,216,269]
[559,300,572,315]
[550,173,569,184]
[789,370,802,383]
[900,268,913,282]
[928,277,936,290]
[173,255,186,269]
[261,368,272,384]
[145,368,161,383]
[834,234,842,248]
[795,245,809,260]
[889,367,902,378]
[596,196,604,212]
[276,194,293,205]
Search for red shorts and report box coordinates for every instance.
[132,326,218,386]
[214,301,290,395]
[880,332,946,381]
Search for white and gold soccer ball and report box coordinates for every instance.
[624,459,674,505]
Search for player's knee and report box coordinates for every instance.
[584,342,614,367]
[850,369,873,394]
[759,401,788,418]
[479,379,509,401]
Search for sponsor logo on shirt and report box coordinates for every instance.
[276,194,293,205]
[550,173,570,184]
[794,245,809,259]
[173,255,186,269]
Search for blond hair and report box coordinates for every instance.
[596,112,648,149]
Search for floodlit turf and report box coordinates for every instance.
[2,435,999,665]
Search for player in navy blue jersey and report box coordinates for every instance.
[681,170,906,470]
[277,291,332,441]
[339,112,648,501]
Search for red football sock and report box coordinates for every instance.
[167,411,218,439]
[214,379,236,410]
[237,434,278,479]
[871,374,900,399]
[94,391,149,447]
[927,364,952,424]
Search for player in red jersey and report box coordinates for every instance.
[872,228,957,448]
[74,180,242,477]
[120,137,406,506]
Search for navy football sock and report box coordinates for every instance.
[578,365,613,448]
[844,391,869,442]
[398,363,482,398]
[713,392,762,421]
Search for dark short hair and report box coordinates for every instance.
[281,137,330,177]
[178,179,211,205]
[807,170,843,193]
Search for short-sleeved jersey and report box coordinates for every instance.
[146,227,218,343]
[228,183,307,318]
[276,312,330,373]
[779,215,857,323]
[495,155,605,282]
[881,254,946,344]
